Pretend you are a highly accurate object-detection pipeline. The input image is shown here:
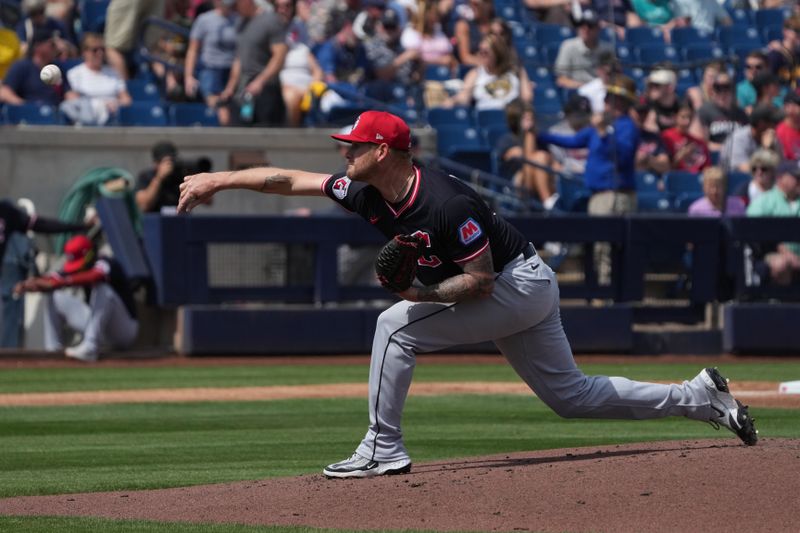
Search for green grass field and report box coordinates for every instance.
[1,359,799,533]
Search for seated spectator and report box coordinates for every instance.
[777,91,800,161]
[671,0,731,34]
[766,15,800,88]
[686,60,725,122]
[746,161,800,286]
[488,18,533,103]
[588,0,642,39]
[452,0,493,66]
[400,0,455,69]
[184,0,239,126]
[13,235,139,362]
[697,71,748,152]
[639,67,679,133]
[104,0,165,80]
[630,0,674,28]
[720,104,783,173]
[226,0,288,126]
[362,8,419,104]
[634,118,671,176]
[554,9,613,90]
[687,166,746,217]
[316,20,369,86]
[751,72,785,111]
[495,98,558,208]
[353,0,388,41]
[661,100,711,173]
[736,51,769,113]
[0,29,67,106]
[59,33,131,126]
[15,0,77,59]
[578,49,619,114]
[307,0,361,49]
[734,148,779,207]
[546,93,591,177]
[274,0,324,126]
[444,33,520,111]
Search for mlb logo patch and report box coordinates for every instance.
[458,218,482,245]
[332,177,351,200]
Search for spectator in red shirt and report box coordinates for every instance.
[661,100,711,172]
[776,91,800,161]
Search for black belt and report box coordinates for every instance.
[522,243,536,259]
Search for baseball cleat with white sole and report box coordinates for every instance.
[700,367,758,446]
[323,453,411,478]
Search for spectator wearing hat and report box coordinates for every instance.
[60,32,132,126]
[184,0,240,126]
[554,9,614,90]
[639,68,679,133]
[578,49,619,114]
[495,98,558,208]
[0,28,68,106]
[777,91,800,161]
[734,148,779,207]
[687,166,746,217]
[670,0,731,34]
[538,73,640,283]
[135,141,212,213]
[545,93,592,177]
[15,0,77,59]
[661,99,711,173]
[746,161,800,286]
[13,235,139,362]
[697,71,748,152]
[720,103,784,173]
[766,15,800,88]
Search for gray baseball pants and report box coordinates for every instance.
[356,249,715,463]
[44,283,138,352]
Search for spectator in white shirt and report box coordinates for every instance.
[60,33,131,125]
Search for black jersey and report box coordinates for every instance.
[322,165,529,286]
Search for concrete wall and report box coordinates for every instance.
[1,125,436,218]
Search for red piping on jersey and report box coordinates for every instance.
[320,174,333,194]
[454,239,490,264]
[385,166,420,218]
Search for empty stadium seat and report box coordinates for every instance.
[3,104,59,125]
[531,23,574,44]
[682,43,725,63]
[557,176,590,212]
[717,26,763,52]
[517,43,541,65]
[435,125,484,156]
[424,64,456,81]
[726,8,753,26]
[475,109,506,129]
[533,86,562,116]
[635,171,661,193]
[524,64,555,87]
[670,27,714,47]
[665,171,703,194]
[126,79,161,101]
[169,103,219,126]
[80,0,110,33]
[483,124,510,149]
[754,8,787,29]
[117,102,168,126]
[636,44,679,65]
[625,26,665,47]
[637,191,675,213]
[727,171,752,193]
[428,106,474,128]
[447,146,494,173]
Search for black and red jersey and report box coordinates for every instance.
[322,165,528,286]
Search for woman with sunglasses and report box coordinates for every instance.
[697,71,747,152]
[60,32,131,125]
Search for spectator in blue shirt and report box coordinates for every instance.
[0,28,68,106]
[15,0,77,59]
[538,73,640,284]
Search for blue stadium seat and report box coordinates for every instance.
[428,106,474,128]
[531,23,574,44]
[3,104,60,125]
[524,64,555,87]
[447,146,494,173]
[726,8,753,26]
[424,64,456,81]
[682,43,725,64]
[717,26,763,51]
[625,26,665,47]
[79,0,110,33]
[754,8,787,29]
[762,25,783,44]
[117,102,168,126]
[169,103,219,127]
[483,124,510,149]
[435,125,485,156]
[665,170,703,194]
[517,42,541,66]
[670,27,714,47]
[126,79,161,101]
[497,3,520,21]
[637,191,676,213]
[635,171,661,193]
[533,86,562,116]
[674,192,703,212]
[557,176,590,212]
[541,43,562,64]
[727,171,752,194]
[475,109,506,129]
[636,44,679,65]
[326,103,371,126]
[614,44,633,63]
[675,68,696,97]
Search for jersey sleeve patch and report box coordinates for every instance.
[458,217,483,245]
[332,176,352,200]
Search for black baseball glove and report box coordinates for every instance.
[375,234,424,292]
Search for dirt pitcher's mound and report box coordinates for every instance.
[2,439,798,532]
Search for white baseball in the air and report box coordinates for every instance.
[40,64,62,85]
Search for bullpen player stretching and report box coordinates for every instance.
[177,111,758,478]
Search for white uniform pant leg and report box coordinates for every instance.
[83,283,138,351]
[493,259,713,422]
[44,290,91,351]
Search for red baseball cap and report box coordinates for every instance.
[63,235,94,274]
[330,111,411,151]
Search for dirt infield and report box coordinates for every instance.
[2,439,798,532]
